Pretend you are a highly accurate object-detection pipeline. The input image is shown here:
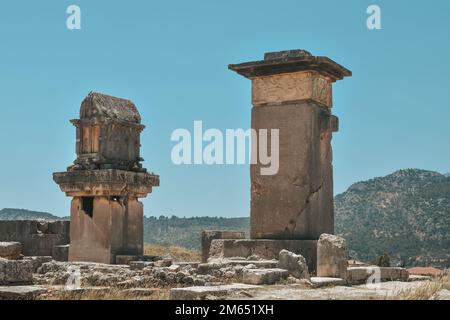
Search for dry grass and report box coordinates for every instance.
[144,243,201,262]
[39,287,170,300]
[393,276,450,300]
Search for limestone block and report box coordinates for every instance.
[278,249,310,280]
[23,256,53,272]
[317,234,348,280]
[0,242,22,260]
[129,261,154,270]
[170,283,259,300]
[197,260,278,275]
[432,289,450,300]
[251,102,334,240]
[201,230,245,263]
[154,258,173,267]
[52,245,70,262]
[310,277,345,288]
[0,285,46,300]
[347,267,409,285]
[252,72,332,107]
[208,239,317,272]
[115,255,138,265]
[0,258,33,285]
[242,268,288,285]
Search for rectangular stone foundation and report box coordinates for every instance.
[208,239,317,272]
[69,196,144,264]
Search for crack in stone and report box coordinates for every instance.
[287,180,324,234]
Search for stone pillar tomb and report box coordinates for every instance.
[53,92,159,264]
[207,50,351,271]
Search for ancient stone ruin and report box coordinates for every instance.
[204,50,351,271]
[53,92,159,264]
[1,50,434,301]
[0,220,69,258]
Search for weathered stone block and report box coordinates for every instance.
[115,255,139,265]
[347,267,409,285]
[0,258,33,285]
[154,258,172,267]
[197,260,278,275]
[0,285,46,300]
[0,242,22,260]
[129,261,154,270]
[23,256,53,272]
[52,245,70,262]
[69,196,145,264]
[317,234,348,280]
[278,249,310,280]
[208,239,317,272]
[251,72,332,107]
[242,268,288,285]
[0,220,70,257]
[170,283,259,300]
[251,103,334,240]
[310,277,345,288]
[201,230,245,263]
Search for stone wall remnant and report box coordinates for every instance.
[0,220,70,257]
[201,230,245,263]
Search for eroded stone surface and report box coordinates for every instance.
[23,256,53,272]
[0,242,22,260]
[53,245,69,262]
[242,268,288,285]
[347,267,409,285]
[0,285,46,300]
[229,50,351,245]
[201,230,245,263]
[170,283,260,300]
[432,289,450,300]
[278,249,310,280]
[317,234,348,280]
[310,277,345,288]
[208,239,317,272]
[0,258,33,285]
[53,92,159,265]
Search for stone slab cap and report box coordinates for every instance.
[53,169,159,197]
[74,91,142,126]
[228,49,352,82]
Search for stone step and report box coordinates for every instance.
[310,277,345,288]
[347,267,409,285]
[242,268,289,285]
[170,283,260,300]
[0,285,46,300]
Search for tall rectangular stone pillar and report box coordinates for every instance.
[229,50,351,241]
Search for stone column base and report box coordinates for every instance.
[208,239,318,272]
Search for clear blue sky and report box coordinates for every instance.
[0,0,449,217]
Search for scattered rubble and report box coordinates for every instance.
[0,258,33,285]
[0,242,22,260]
[278,250,310,280]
